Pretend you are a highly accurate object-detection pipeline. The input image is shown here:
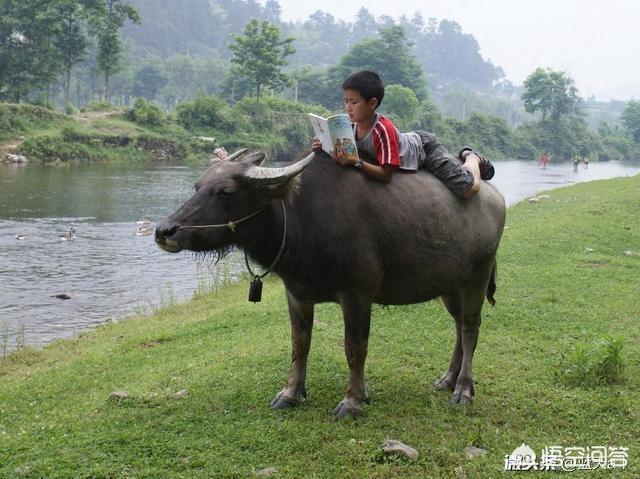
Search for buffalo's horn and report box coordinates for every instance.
[243,152,315,185]
[226,148,248,161]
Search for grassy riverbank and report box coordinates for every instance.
[1,176,639,478]
[0,102,206,164]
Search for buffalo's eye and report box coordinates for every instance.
[217,186,235,196]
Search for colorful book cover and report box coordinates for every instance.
[309,113,358,161]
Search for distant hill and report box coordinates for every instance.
[122,0,224,58]
[122,0,504,91]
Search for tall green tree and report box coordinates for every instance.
[415,19,503,90]
[351,7,377,44]
[263,0,282,24]
[0,0,63,102]
[54,0,88,109]
[522,67,580,121]
[620,100,640,144]
[382,84,419,129]
[93,0,140,101]
[132,62,167,101]
[329,26,428,104]
[229,19,295,103]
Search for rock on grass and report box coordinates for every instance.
[380,439,419,462]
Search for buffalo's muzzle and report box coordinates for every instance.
[155,222,182,253]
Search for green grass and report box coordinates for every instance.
[0,103,68,142]
[1,102,206,164]
[1,176,639,478]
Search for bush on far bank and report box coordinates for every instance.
[125,98,164,127]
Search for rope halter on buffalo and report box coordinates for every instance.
[176,200,287,302]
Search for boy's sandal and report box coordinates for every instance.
[458,146,495,181]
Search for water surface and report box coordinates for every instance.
[1,159,639,349]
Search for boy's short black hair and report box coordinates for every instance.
[342,71,384,108]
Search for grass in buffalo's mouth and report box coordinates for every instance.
[1,175,639,478]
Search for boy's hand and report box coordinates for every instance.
[311,137,322,151]
[334,153,356,167]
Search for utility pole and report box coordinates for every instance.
[461,96,466,121]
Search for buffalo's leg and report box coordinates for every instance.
[271,290,314,409]
[333,295,372,418]
[437,267,491,406]
[450,307,481,406]
[434,292,463,392]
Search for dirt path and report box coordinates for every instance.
[75,109,121,124]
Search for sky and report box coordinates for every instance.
[276,0,639,102]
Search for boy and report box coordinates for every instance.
[312,71,494,199]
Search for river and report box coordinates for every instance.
[1,158,639,350]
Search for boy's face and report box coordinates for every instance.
[343,89,378,124]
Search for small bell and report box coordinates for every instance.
[248,276,263,302]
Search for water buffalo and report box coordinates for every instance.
[155,149,506,417]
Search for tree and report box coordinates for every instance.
[329,26,428,103]
[0,0,66,102]
[286,66,333,107]
[132,63,167,100]
[263,0,282,24]
[620,100,640,144]
[522,68,580,121]
[382,84,419,129]
[54,0,88,109]
[415,19,503,90]
[93,0,140,102]
[229,19,295,103]
[352,7,377,44]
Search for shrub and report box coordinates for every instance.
[176,95,234,132]
[0,103,66,140]
[125,98,164,127]
[87,100,116,112]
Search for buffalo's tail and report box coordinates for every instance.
[486,261,497,306]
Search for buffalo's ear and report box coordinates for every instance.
[242,150,266,166]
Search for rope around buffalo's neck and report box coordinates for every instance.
[175,200,287,280]
[244,200,287,280]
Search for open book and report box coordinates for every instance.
[308,113,358,162]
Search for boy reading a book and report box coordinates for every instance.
[311,70,495,199]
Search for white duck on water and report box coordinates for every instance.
[135,219,153,236]
[59,227,76,241]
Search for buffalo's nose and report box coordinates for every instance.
[155,222,179,243]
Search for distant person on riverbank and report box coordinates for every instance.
[572,153,581,172]
[213,147,228,160]
[583,156,589,169]
[538,152,550,169]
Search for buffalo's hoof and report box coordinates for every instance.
[433,373,455,392]
[332,397,367,418]
[270,388,306,410]
[449,387,474,406]
[450,393,473,406]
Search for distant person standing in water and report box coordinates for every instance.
[539,152,550,169]
[572,153,581,172]
[583,156,589,169]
